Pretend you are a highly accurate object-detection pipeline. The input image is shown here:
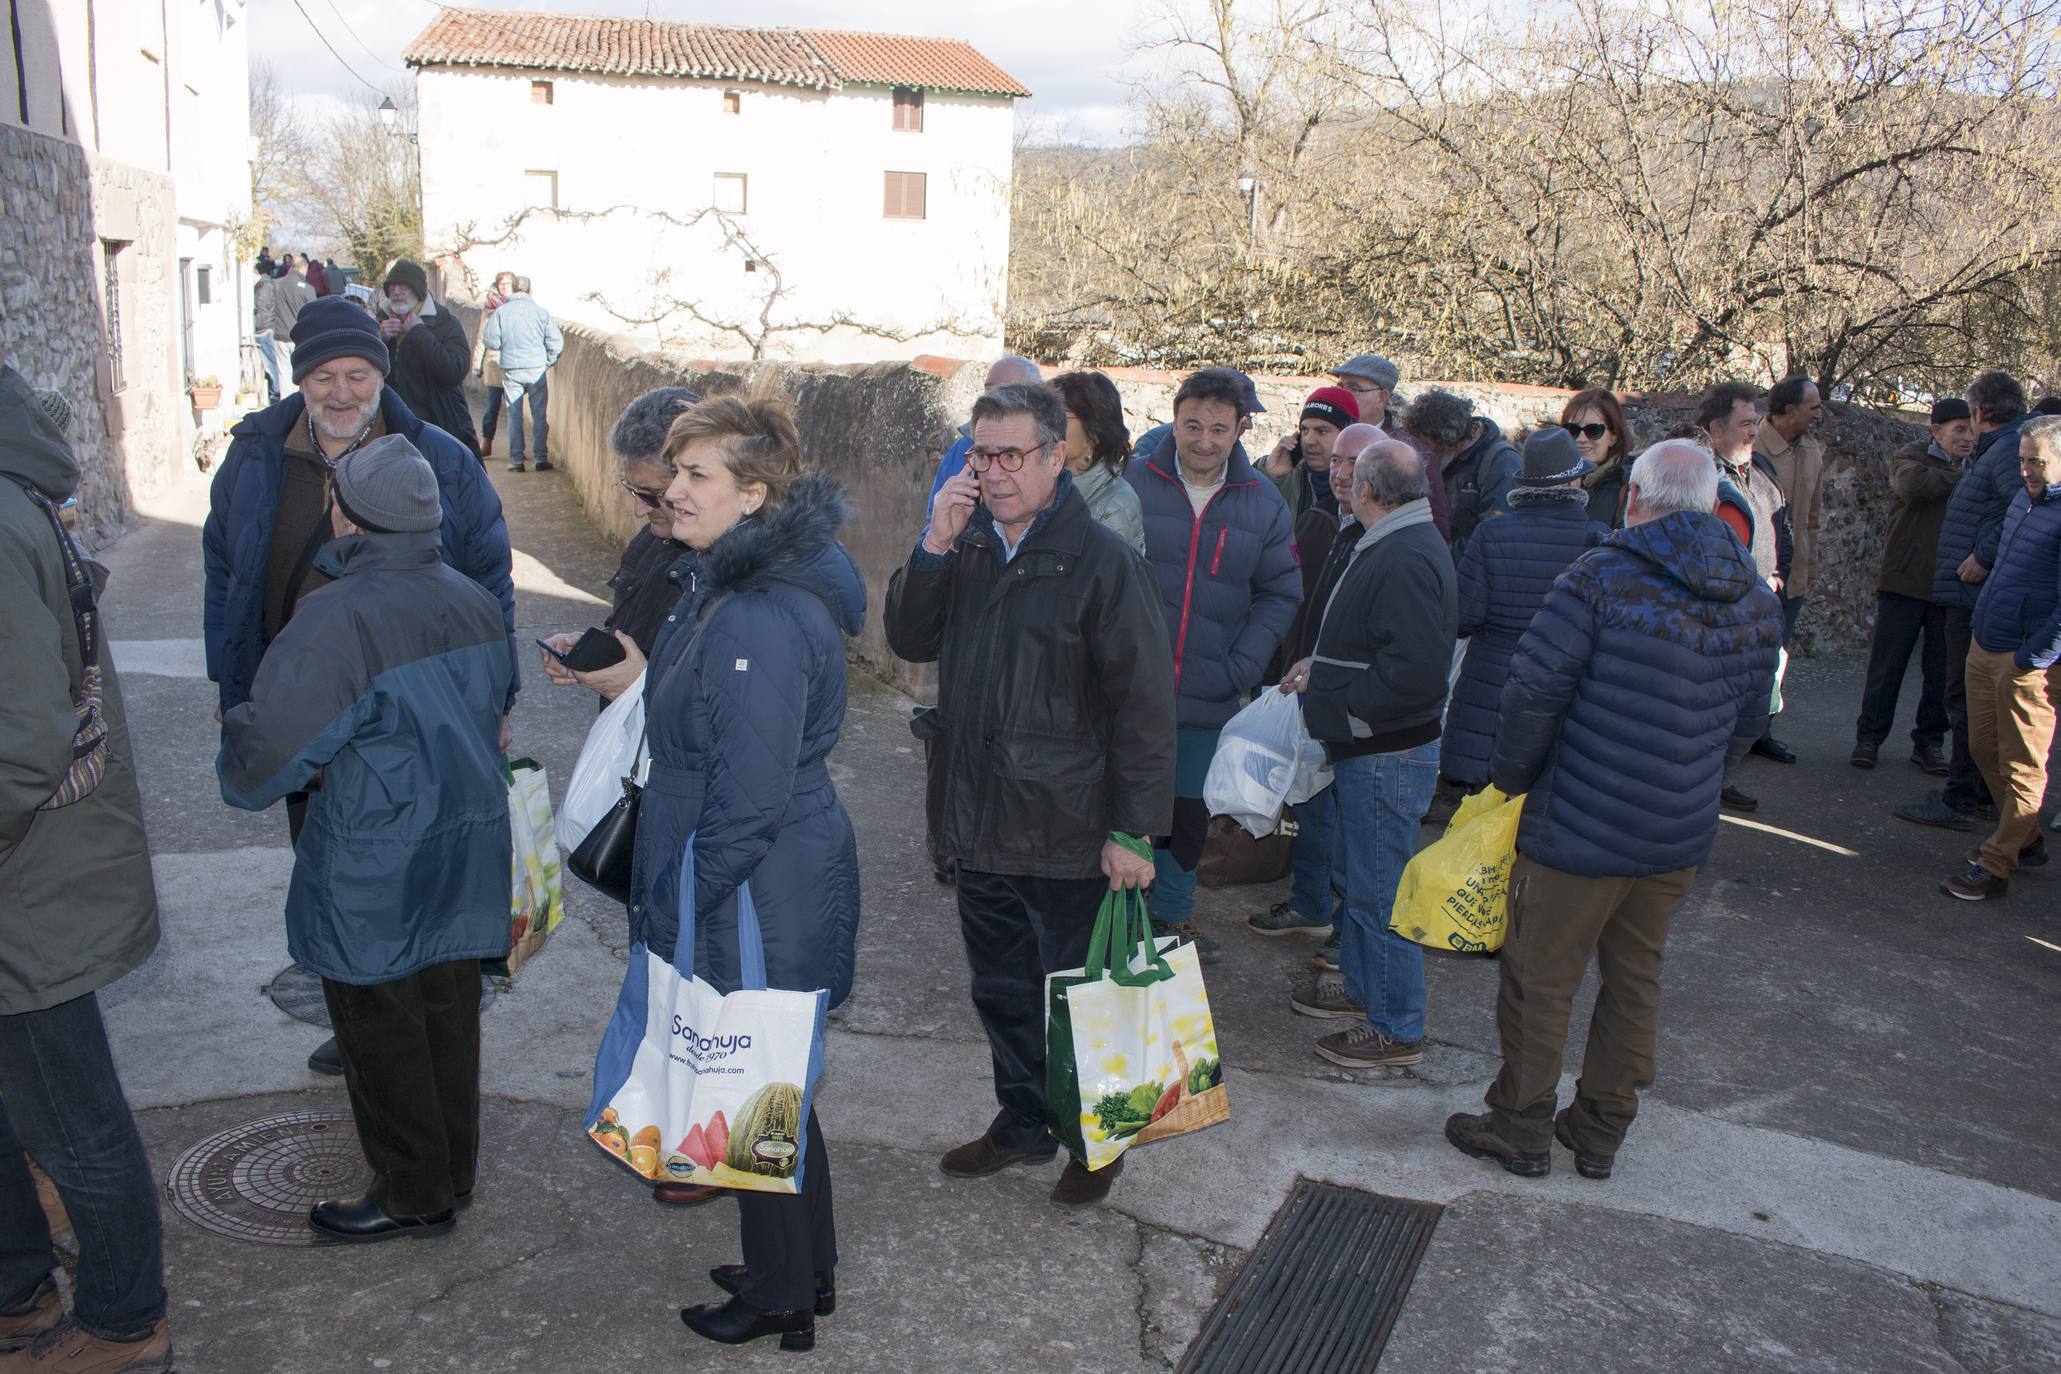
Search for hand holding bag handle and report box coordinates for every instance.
[1085,833,1175,989]
[675,831,771,992]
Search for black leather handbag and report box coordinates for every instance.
[564,595,725,905]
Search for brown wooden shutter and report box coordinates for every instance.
[893,86,924,132]
[884,171,926,219]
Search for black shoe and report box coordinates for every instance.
[507,462,526,472]
[308,1037,344,1076]
[1720,784,1758,813]
[1553,1109,1614,1180]
[931,858,955,886]
[1893,792,1976,832]
[1750,736,1797,764]
[535,460,554,472]
[680,1294,814,1351]
[710,1265,835,1317]
[1910,741,1949,775]
[1443,1112,1549,1178]
[308,1196,456,1243]
[1849,741,1879,769]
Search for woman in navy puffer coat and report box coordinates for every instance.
[623,396,862,1351]
[1441,433,1607,789]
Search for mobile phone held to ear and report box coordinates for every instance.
[536,627,629,673]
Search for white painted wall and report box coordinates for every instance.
[418,66,1012,362]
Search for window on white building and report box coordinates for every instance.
[532,80,554,105]
[883,171,926,220]
[892,86,924,132]
[100,240,128,393]
[197,264,212,305]
[722,89,741,115]
[713,173,748,214]
[524,170,559,209]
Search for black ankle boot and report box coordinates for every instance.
[709,1264,836,1316]
[680,1294,814,1351]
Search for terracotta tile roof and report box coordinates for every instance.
[403,8,1030,99]
[799,29,1030,99]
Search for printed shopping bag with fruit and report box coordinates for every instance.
[486,757,565,979]
[583,838,827,1195]
[1046,839,1230,1171]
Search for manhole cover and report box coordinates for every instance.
[265,963,498,1027]
[166,1113,372,1247]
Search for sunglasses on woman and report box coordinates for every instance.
[1562,422,1611,441]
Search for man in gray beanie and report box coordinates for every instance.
[218,434,515,1245]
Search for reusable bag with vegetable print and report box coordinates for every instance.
[1046,844,1228,1171]
[485,757,565,979]
[584,838,827,1195]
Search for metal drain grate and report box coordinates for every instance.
[266,963,497,1028]
[1178,1180,1442,1373]
[166,1112,372,1246]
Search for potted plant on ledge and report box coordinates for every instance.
[188,376,223,411]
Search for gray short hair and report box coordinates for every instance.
[985,355,1043,388]
[1629,440,1721,516]
[2020,413,2061,463]
[610,386,703,468]
[1354,438,1431,507]
[970,382,1066,449]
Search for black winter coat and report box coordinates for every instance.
[884,478,1177,879]
[1933,416,2028,610]
[386,307,480,457]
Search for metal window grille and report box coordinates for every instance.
[102,240,125,393]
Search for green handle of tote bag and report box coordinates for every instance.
[1084,833,1175,988]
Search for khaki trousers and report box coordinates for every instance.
[1484,855,1696,1155]
[1964,645,2060,878]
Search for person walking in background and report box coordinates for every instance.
[483,276,564,473]
[885,382,1173,1210]
[1753,374,1827,761]
[218,438,513,1245]
[1853,399,1973,772]
[1446,441,1782,1180]
[303,254,329,297]
[322,259,345,298]
[1896,371,2030,832]
[1940,413,2061,899]
[253,266,283,404]
[265,256,317,382]
[1561,389,1634,528]
[1279,440,1456,1068]
[624,396,864,1350]
[1051,370,1145,555]
[475,271,516,460]
[0,371,175,1372]
[1440,428,1607,800]
[1127,366,1301,964]
[1401,388,1521,563]
[379,260,481,459]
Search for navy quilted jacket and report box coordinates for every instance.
[1440,494,1606,787]
[1933,416,2028,609]
[1971,485,2061,669]
[1127,447,1301,727]
[1492,511,1785,877]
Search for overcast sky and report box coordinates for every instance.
[253,0,1161,143]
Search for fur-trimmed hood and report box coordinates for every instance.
[690,471,865,637]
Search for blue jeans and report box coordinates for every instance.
[1334,742,1439,1041]
[504,372,550,463]
[0,993,166,1340]
[1287,785,1341,923]
[256,332,282,403]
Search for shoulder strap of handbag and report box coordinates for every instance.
[629,591,730,768]
[7,477,98,676]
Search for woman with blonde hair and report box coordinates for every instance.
[628,391,863,1352]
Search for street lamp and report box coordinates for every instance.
[378,95,396,128]
[1237,175,1262,247]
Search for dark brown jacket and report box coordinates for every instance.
[1878,440,1962,602]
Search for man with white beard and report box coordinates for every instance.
[202,296,517,1076]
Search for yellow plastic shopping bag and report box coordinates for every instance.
[1389,786,1523,953]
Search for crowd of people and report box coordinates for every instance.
[1,284,2055,1363]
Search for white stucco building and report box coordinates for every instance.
[405,8,1026,362]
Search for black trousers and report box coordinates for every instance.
[735,1109,837,1312]
[1855,592,1949,749]
[1941,606,1994,812]
[321,959,482,1216]
[955,869,1108,1153]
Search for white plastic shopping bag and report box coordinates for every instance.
[556,670,646,853]
[1203,690,1332,837]
[583,838,827,1195]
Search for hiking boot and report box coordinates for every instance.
[1941,863,2008,901]
[1849,740,1879,769]
[1152,919,1221,966]
[1910,741,1949,776]
[1893,791,1976,832]
[1288,973,1363,1020]
[0,1280,60,1353]
[1964,837,2047,870]
[1050,1155,1122,1208]
[939,1133,1056,1178]
[1247,902,1331,938]
[1444,1112,1549,1177]
[1720,784,1758,812]
[1313,1023,1423,1068]
[1311,929,1340,973]
[1553,1109,1614,1180]
[5,1316,173,1373]
[1750,735,1796,764]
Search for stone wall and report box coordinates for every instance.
[0,123,182,546]
[447,294,1920,676]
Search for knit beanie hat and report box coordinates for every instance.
[29,388,71,436]
[1929,397,1971,425]
[383,259,430,301]
[1301,385,1360,431]
[290,297,391,383]
[333,434,441,533]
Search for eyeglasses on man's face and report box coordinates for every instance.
[965,441,1049,473]
[620,478,669,508]
[1562,422,1611,441]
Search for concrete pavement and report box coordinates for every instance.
[82,458,2061,1373]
